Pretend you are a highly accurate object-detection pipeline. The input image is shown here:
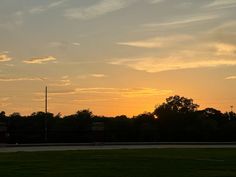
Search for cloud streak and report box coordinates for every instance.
[49,76,71,87]
[0,53,12,62]
[90,74,107,78]
[29,0,66,14]
[213,43,236,56]
[0,11,24,29]
[75,87,172,97]
[35,87,172,98]
[110,57,236,73]
[149,0,164,4]
[77,74,107,79]
[0,77,44,82]
[205,0,236,9]
[34,89,76,96]
[225,76,236,80]
[23,56,57,64]
[144,14,218,27]
[118,35,193,48]
[0,97,11,107]
[64,0,136,20]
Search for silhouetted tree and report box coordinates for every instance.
[115,115,128,119]
[200,108,225,124]
[55,112,62,119]
[76,109,93,119]
[134,112,155,120]
[9,112,21,118]
[1,95,236,143]
[154,95,199,116]
[133,112,158,141]
[0,111,5,119]
[153,95,199,141]
[228,111,236,121]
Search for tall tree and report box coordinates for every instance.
[154,95,199,117]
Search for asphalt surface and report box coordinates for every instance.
[1,143,236,152]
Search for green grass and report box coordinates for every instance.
[0,149,236,177]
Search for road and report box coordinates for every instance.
[1,143,236,152]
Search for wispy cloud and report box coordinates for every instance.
[23,56,57,64]
[5,64,15,67]
[213,43,236,56]
[205,0,236,9]
[90,74,107,78]
[49,76,71,87]
[32,97,52,102]
[64,0,136,20]
[148,0,164,4]
[110,57,236,73]
[49,89,76,95]
[0,97,10,102]
[120,88,173,97]
[73,98,120,103]
[35,89,76,96]
[0,77,44,82]
[118,40,162,48]
[225,76,236,80]
[0,53,12,62]
[49,80,71,87]
[13,11,24,25]
[48,1,67,8]
[35,87,172,98]
[144,14,218,27]
[76,87,117,94]
[0,11,24,29]
[62,75,69,79]
[49,41,80,49]
[0,97,11,107]
[75,87,172,97]
[29,7,45,14]
[29,0,66,14]
[78,74,107,79]
[34,87,172,103]
[49,42,64,48]
[72,42,80,46]
[118,35,193,48]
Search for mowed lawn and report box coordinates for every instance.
[0,149,236,177]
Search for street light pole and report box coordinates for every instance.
[45,86,48,114]
[45,86,48,142]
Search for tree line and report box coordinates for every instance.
[0,95,236,143]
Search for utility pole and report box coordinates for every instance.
[45,86,48,142]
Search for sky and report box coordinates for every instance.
[0,0,236,116]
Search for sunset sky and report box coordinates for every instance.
[0,0,236,116]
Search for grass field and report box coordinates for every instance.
[0,149,236,177]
